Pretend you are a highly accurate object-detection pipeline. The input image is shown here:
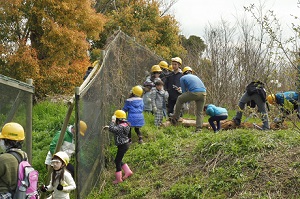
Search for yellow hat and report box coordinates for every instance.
[0,122,25,141]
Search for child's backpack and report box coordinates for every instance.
[8,150,39,199]
[246,81,264,95]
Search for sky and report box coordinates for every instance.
[170,0,299,38]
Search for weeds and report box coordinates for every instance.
[30,102,300,198]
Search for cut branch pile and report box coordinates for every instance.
[162,118,288,130]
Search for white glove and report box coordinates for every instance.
[102,126,109,130]
[152,107,157,113]
[177,87,182,94]
[183,103,189,111]
[111,115,116,122]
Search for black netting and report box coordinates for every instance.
[76,30,163,198]
[0,75,34,153]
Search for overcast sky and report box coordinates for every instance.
[170,0,299,38]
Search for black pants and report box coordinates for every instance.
[167,99,177,115]
[115,143,130,172]
[128,127,142,140]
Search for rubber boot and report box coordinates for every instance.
[122,164,133,180]
[138,136,144,144]
[113,171,123,184]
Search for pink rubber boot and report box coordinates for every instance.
[122,164,133,180]
[113,171,123,184]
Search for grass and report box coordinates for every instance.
[29,101,300,198]
[85,112,300,199]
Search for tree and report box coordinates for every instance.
[180,35,206,67]
[0,0,106,98]
[92,0,186,60]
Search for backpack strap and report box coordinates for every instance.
[7,150,27,163]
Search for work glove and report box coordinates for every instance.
[273,117,282,124]
[102,125,109,130]
[147,97,151,103]
[182,103,189,111]
[111,115,116,123]
[177,87,182,94]
[40,185,48,192]
[57,184,63,191]
[152,107,157,113]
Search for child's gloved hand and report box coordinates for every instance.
[111,115,116,122]
[40,185,48,192]
[57,184,63,191]
[102,125,109,130]
[177,87,182,94]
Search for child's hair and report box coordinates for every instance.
[51,157,66,186]
[155,80,164,86]
[143,81,154,88]
[203,104,208,111]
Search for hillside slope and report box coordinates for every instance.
[86,115,300,199]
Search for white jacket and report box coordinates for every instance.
[46,169,76,199]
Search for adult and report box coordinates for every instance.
[233,80,270,130]
[267,91,300,123]
[44,121,87,177]
[170,66,207,133]
[164,57,183,116]
[0,122,27,198]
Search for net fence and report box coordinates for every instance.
[75,30,163,198]
[0,75,34,159]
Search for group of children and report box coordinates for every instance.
[107,58,231,185]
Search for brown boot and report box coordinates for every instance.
[169,117,178,125]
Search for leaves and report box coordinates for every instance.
[0,0,106,98]
[93,0,186,59]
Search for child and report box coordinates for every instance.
[204,104,228,133]
[40,151,76,199]
[109,110,133,184]
[151,80,169,126]
[123,85,145,144]
[143,81,154,113]
[146,65,162,85]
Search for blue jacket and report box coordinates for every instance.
[180,74,206,93]
[123,97,145,127]
[275,91,298,106]
[206,104,228,117]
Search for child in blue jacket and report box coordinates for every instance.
[204,104,228,133]
[123,85,145,144]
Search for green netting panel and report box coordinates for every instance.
[76,30,163,198]
[0,75,34,154]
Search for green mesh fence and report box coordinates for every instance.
[0,75,34,158]
[75,30,163,198]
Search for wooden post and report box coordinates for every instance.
[297,52,300,116]
[74,87,80,199]
[25,79,33,163]
[40,102,74,199]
